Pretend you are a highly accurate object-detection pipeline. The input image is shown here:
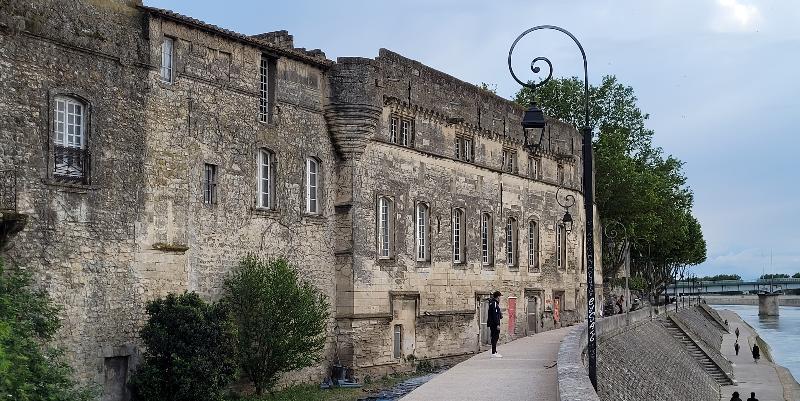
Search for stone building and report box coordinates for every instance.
[0,0,602,398]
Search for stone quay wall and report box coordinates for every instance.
[558,305,730,401]
[703,294,800,306]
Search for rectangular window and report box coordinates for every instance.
[400,119,411,146]
[502,149,518,173]
[306,158,319,214]
[378,197,392,258]
[506,218,517,268]
[528,221,539,271]
[528,157,539,179]
[455,136,474,162]
[557,224,567,269]
[390,117,398,143]
[203,163,217,205]
[393,324,402,359]
[160,37,174,83]
[257,150,273,209]
[452,208,465,264]
[557,164,565,185]
[259,55,271,122]
[416,203,429,261]
[481,212,493,265]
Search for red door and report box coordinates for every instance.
[507,297,517,335]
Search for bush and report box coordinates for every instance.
[223,256,330,395]
[0,259,93,401]
[129,292,236,401]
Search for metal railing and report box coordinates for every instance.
[0,168,16,211]
[53,145,90,184]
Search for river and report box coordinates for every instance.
[714,304,800,380]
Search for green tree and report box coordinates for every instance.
[129,292,236,401]
[760,273,790,280]
[794,272,800,279]
[0,259,93,401]
[515,76,706,294]
[223,256,330,395]
[697,274,741,281]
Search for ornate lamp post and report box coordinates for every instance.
[508,25,598,388]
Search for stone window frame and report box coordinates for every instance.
[45,89,95,188]
[388,113,415,148]
[258,54,277,123]
[506,216,519,270]
[556,221,567,270]
[527,219,541,273]
[480,211,494,268]
[502,148,518,174]
[376,194,396,260]
[160,36,175,83]
[528,156,540,180]
[304,156,322,215]
[415,200,431,262]
[202,163,218,205]
[256,148,277,210]
[454,134,475,163]
[452,207,467,266]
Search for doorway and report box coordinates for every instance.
[526,296,538,335]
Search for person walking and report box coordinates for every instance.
[730,391,742,401]
[752,344,760,363]
[746,392,758,401]
[735,327,740,339]
[487,291,503,358]
[734,341,740,356]
[616,295,625,314]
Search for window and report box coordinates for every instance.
[557,224,567,269]
[528,221,539,271]
[557,164,565,185]
[452,208,466,264]
[506,218,518,268]
[203,163,217,204]
[378,196,394,259]
[481,212,493,265]
[416,203,429,261]
[53,96,89,183]
[389,115,413,147]
[502,149,518,173]
[259,55,272,122]
[306,158,320,214]
[454,136,474,162]
[393,324,402,359]
[528,157,539,179]
[160,37,174,83]
[257,149,274,209]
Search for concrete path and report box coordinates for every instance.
[401,325,573,401]
[718,309,799,401]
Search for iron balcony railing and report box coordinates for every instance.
[53,145,90,184]
[0,168,16,212]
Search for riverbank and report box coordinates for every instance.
[718,309,800,401]
[703,295,800,306]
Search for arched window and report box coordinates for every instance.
[257,149,275,209]
[452,208,466,264]
[305,158,320,214]
[53,96,89,183]
[528,220,539,271]
[377,196,394,258]
[506,217,518,268]
[481,212,493,266]
[416,202,429,261]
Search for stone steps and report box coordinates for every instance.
[662,318,733,385]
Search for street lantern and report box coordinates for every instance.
[562,210,573,232]
[521,102,547,152]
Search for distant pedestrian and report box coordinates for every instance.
[752,344,760,363]
[735,327,740,339]
[734,341,740,356]
[746,392,758,401]
[616,295,624,314]
[730,391,742,401]
[487,291,503,358]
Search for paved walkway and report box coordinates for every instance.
[401,325,573,401]
[718,309,799,401]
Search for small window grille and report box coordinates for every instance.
[258,150,273,208]
[416,203,429,261]
[481,212,493,265]
[453,208,465,263]
[306,158,320,214]
[259,55,271,122]
[160,37,174,83]
[378,197,392,258]
[528,221,539,271]
[203,163,217,204]
[390,117,398,143]
[507,218,517,268]
[557,224,567,269]
[393,325,402,358]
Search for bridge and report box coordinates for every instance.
[665,278,800,295]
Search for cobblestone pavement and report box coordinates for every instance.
[719,310,795,401]
[401,326,573,401]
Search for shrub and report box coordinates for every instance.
[0,259,93,401]
[223,256,330,395]
[129,292,236,401]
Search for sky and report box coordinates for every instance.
[145,0,800,280]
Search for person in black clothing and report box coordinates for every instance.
[487,291,503,358]
[734,341,740,356]
[746,392,758,401]
[730,391,742,401]
[735,326,740,339]
[752,344,760,363]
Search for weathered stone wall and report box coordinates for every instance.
[675,307,724,350]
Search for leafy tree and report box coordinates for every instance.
[223,256,330,395]
[129,292,236,401]
[697,274,741,281]
[514,76,706,297]
[794,272,800,279]
[0,259,93,401]
[760,273,790,280]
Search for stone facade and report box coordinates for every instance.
[0,0,602,396]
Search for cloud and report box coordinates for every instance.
[711,0,762,32]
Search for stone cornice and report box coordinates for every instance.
[323,103,382,160]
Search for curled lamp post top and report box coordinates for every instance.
[603,219,628,242]
[508,25,590,131]
[555,186,576,210]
